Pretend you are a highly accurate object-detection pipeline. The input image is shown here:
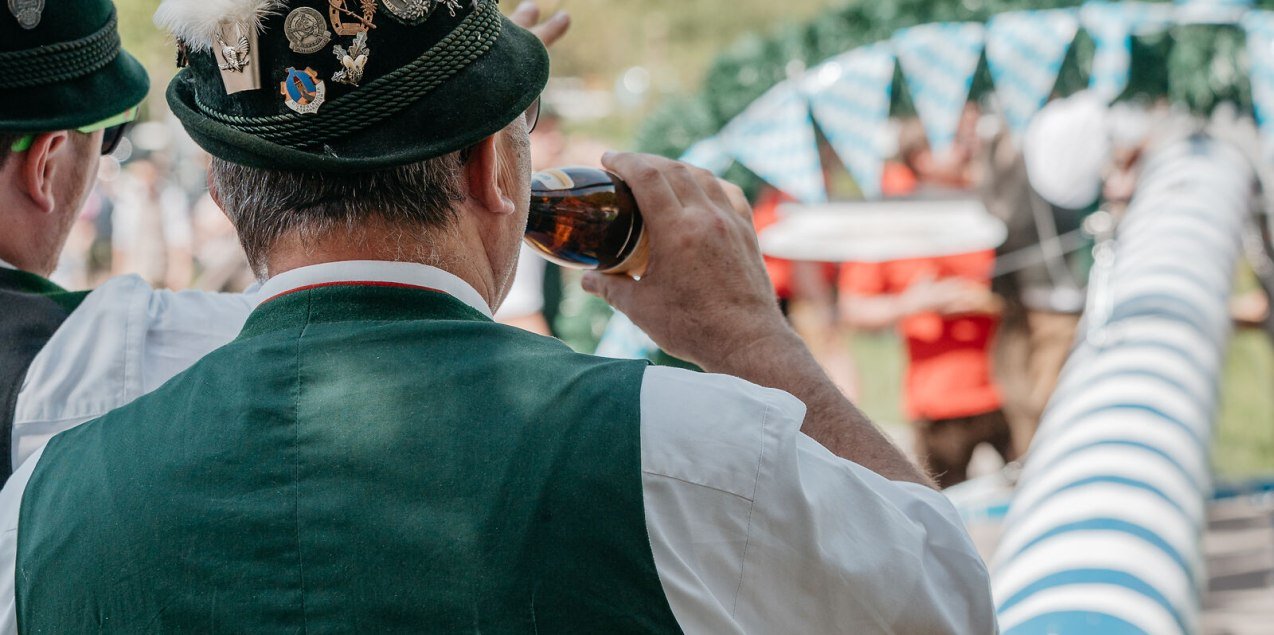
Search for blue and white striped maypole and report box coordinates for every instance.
[990,137,1256,634]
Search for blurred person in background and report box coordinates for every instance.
[0,0,254,486]
[982,93,1106,457]
[190,185,256,293]
[895,107,982,196]
[837,114,1013,488]
[110,155,195,289]
[839,252,1011,488]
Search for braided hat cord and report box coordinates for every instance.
[0,11,122,90]
[193,0,503,149]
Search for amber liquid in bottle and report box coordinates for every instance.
[525,167,649,275]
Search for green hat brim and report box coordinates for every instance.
[0,49,149,133]
[168,13,549,173]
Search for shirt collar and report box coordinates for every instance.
[0,257,14,271]
[257,261,494,319]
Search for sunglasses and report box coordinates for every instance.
[9,106,140,157]
[525,96,541,135]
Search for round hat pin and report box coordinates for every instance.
[381,0,434,25]
[7,0,43,29]
[285,7,332,54]
[280,67,326,114]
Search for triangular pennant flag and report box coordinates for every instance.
[719,81,826,204]
[678,137,732,174]
[1082,2,1137,103]
[1082,3,1177,103]
[893,22,986,155]
[1244,11,1274,164]
[804,43,896,199]
[986,10,1080,136]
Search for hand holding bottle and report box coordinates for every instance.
[579,152,792,370]
[581,152,931,486]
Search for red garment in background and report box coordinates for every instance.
[881,161,919,198]
[753,189,838,300]
[840,250,1002,421]
[752,189,796,300]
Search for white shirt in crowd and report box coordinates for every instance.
[494,244,548,320]
[0,261,996,634]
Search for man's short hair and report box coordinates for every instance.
[209,153,466,276]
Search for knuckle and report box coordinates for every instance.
[690,165,717,184]
[708,212,732,235]
[633,164,661,183]
[675,230,698,251]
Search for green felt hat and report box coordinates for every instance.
[0,0,150,133]
[163,0,549,172]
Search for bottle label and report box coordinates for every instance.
[533,168,576,191]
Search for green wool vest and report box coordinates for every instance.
[16,284,682,633]
[0,268,87,479]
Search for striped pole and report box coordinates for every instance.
[991,137,1256,634]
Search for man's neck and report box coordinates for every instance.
[0,244,53,278]
[265,221,502,310]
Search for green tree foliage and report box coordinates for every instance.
[637,0,1274,184]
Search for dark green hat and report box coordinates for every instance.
[163,0,549,172]
[0,0,150,133]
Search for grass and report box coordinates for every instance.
[844,328,1274,480]
[1215,330,1274,478]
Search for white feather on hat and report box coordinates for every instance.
[154,0,285,52]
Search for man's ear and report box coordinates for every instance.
[463,134,516,216]
[20,131,71,214]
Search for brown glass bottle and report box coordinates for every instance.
[525,167,649,275]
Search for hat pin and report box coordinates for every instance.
[7,0,43,29]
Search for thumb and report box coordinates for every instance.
[582,271,638,313]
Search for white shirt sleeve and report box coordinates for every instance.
[0,445,42,635]
[13,275,255,467]
[640,366,997,634]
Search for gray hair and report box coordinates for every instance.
[209,152,467,276]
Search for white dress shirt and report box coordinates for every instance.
[11,275,256,468]
[0,261,996,634]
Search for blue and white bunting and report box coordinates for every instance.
[719,82,826,203]
[1244,11,1274,164]
[986,10,1080,136]
[678,137,732,174]
[893,22,985,155]
[1082,3,1137,103]
[1081,2,1176,103]
[804,44,896,199]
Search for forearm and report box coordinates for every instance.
[577,152,932,488]
[700,327,934,487]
